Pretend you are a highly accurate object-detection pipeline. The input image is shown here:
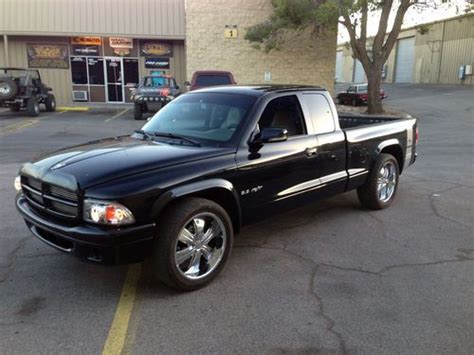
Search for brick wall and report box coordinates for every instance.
[185,0,337,94]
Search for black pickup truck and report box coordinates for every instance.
[15,85,417,291]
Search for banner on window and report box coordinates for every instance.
[144,57,170,69]
[71,37,102,46]
[109,37,133,49]
[140,41,173,57]
[27,44,69,69]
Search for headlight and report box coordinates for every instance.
[14,176,21,192]
[83,200,135,225]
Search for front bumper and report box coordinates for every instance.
[16,195,155,265]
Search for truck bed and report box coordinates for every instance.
[338,113,409,129]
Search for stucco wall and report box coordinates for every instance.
[185,0,337,94]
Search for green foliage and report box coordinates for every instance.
[244,0,339,51]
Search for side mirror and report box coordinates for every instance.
[252,128,288,145]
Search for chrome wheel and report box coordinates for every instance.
[174,212,227,280]
[377,161,397,203]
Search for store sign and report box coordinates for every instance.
[109,37,133,49]
[71,37,102,46]
[72,45,100,56]
[140,42,173,57]
[27,44,69,69]
[144,57,170,69]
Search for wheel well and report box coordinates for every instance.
[381,145,404,173]
[159,188,241,233]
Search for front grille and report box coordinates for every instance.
[21,176,79,219]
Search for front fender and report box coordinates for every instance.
[150,178,241,227]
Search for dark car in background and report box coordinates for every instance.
[0,68,56,116]
[336,84,387,106]
[185,70,236,91]
[132,75,181,120]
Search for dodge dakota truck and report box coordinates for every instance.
[15,85,418,291]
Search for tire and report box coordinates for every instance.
[134,103,143,120]
[45,94,56,112]
[357,153,400,210]
[9,103,21,112]
[0,77,18,100]
[26,97,40,117]
[149,197,234,291]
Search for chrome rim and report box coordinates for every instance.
[174,212,227,280]
[377,161,397,203]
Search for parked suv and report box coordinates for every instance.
[185,70,236,91]
[132,75,181,120]
[0,68,56,116]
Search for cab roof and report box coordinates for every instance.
[191,85,325,97]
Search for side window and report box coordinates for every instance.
[258,95,306,137]
[302,94,335,134]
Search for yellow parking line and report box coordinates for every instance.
[56,106,89,111]
[105,108,129,122]
[102,264,142,355]
[0,119,39,136]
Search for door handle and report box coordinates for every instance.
[305,147,318,157]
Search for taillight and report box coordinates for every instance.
[415,127,419,145]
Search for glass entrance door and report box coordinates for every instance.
[105,58,123,102]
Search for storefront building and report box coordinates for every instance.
[1,0,337,106]
[0,0,186,105]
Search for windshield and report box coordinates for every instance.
[142,92,256,145]
[144,76,170,87]
[195,75,232,87]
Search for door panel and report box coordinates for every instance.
[235,135,319,223]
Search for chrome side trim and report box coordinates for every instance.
[277,171,348,198]
[347,168,369,178]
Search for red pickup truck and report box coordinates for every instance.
[185,70,236,91]
[336,84,387,106]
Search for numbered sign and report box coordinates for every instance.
[224,28,238,39]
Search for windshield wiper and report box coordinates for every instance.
[133,129,155,140]
[152,132,201,147]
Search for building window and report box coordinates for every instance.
[71,57,88,84]
[88,58,104,85]
[123,59,139,86]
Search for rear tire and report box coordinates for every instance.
[45,94,56,112]
[357,153,399,210]
[149,198,233,291]
[26,97,40,117]
[134,103,143,120]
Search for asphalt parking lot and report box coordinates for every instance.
[1,84,473,354]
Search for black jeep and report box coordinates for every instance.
[0,68,56,116]
[132,75,181,120]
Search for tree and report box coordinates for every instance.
[245,0,468,114]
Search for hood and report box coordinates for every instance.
[21,135,234,190]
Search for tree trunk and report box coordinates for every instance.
[366,67,384,114]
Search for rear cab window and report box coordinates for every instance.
[195,75,232,87]
[300,93,335,134]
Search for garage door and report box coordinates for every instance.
[353,59,365,83]
[335,51,344,82]
[395,37,415,83]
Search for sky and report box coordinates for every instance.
[337,0,472,44]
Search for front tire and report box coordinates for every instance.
[357,153,399,210]
[149,198,233,291]
[134,103,143,120]
[45,94,56,112]
[26,97,40,117]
